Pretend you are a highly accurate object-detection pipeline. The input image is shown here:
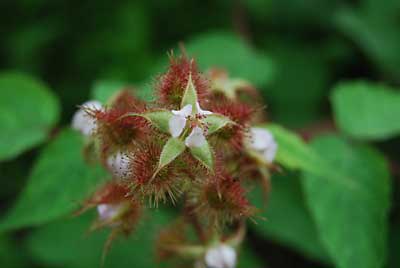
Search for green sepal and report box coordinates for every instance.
[189,141,214,171]
[157,137,186,172]
[203,114,235,135]
[121,110,172,134]
[181,74,198,111]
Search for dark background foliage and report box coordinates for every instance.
[0,0,399,267]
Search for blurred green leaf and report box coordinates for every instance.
[91,80,127,103]
[0,235,28,268]
[302,135,391,268]
[264,41,329,126]
[244,0,336,29]
[5,20,59,73]
[335,2,400,79]
[185,31,274,86]
[75,2,152,81]
[0,128,106,232]
[265,124,321,171]
[332,81,400,140]
[91,80,155,104]
[238,243,266,268]
[28,209,174,268]
[250,173,329,262]
[0,72,59,161]
[388,223,400,268]
[265,124,361,190]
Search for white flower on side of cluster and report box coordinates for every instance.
[71,100,103,136]
[168,101,212,148]
[205,244,237,268]
[248,127,278,163]
[106,151,131,179]
[97,203,124,223]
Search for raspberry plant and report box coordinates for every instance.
[72,54,278,267]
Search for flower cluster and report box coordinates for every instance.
[72,55,277,267]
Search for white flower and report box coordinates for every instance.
[205,244,237,268]
[185,126,206,148]
[97,203,124,223]
[169,104,193,137]
[106,151,131,179]
[71,100,103,136]
[248,127,278,163]
[168,102,212,148]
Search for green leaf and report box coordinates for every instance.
[0,128,106,232]
[265,124,321,171]
[203,114,234,135]
[181,74,198,110]
[189,142,214,170]
[28,209,174,268]
[158,137,186,170]
[250,173,329,262]
[91,80,127,103]
[244,0,335,30]
[0,235,28,268]
[388,223,400,268]
[263,40,330,127]
[91,80,154,103]
[238,243,266,268]
[264,124,360,190]
[186,31,274,86]
[301,135,391,268]
[334,3,400,78]
[331,81,400,140]
[0,72,60,161]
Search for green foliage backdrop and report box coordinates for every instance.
[0,1,399,268]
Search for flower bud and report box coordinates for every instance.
[106,151,131,179]
[247,127,277,164]
[205,244,236,268]
[97,203,125,224]
[72,100,103,136]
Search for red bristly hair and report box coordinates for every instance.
[187,167,255,227]
[207,100,255,151]
[90,90,149,158]
[126,141,184,206]
[156,54,209,108]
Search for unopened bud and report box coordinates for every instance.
[205,244,236,268]
[106,151,131,179]
[97,203,125,224]
[248,127,277,163]
[72,100,103,136]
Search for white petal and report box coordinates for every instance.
[185,126,206,148]
[249,127,274,151]
[97,203,124,222]
[263,139,278,163]
[196,101,213,116]
[106,151,131,179]
[169,115,187,137]
[205,244,237,268]
[71,100,103,136]
[172,104,192,117]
